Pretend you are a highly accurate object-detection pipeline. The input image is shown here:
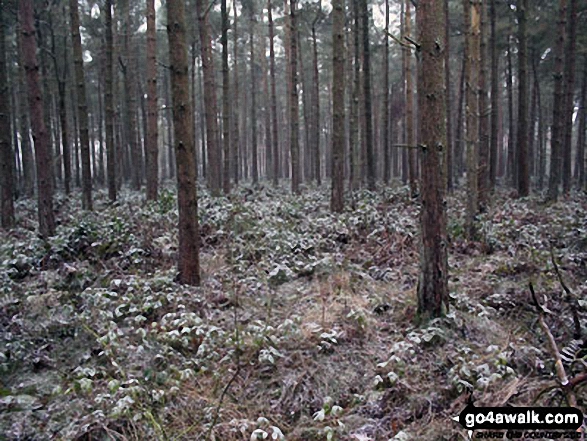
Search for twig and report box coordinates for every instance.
[391,144,424,150]
[205,365,241,440]
[528,282,577,407]
[383,30,412,49]
[549,245,582,339]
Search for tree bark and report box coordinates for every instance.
[289,0,300,194]
[417,0,448,320]
[221,0,231,193]
[562,0,577,196]
[506,37,516,187]
[268,0,279,187]
[444,0,452,192]
[104,0,116,202]
[312,13,321,186]
[489,0,498,191]
[575,55,586,189]
[20,0,56,237]
[464,0,480,238]
[167,0,200,285]
[69,0,93,210]
[232,0,240,184]
[478,0,489,207]
[516,0,529,197]
[249,8,259,184]
[0,0,15,228]
[330,0,345,212]
[547,0,567,201]
[404,0,416,195]
[362,0,375,190]
[146,0,158,201]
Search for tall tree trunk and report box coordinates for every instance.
[221,0,231,193]
[362,0,375,190]
[529,52,538,181]
[575,55,586,189]
[330,0,345,212]
[249,9,259,184]
[18,52,35,198]
[268,0,279,187]
[69,0,93,210]
[349,0,360,191]
[455,54,466,181]
[105,0,116,202]
[196,0,221,195]
[506,38,516,187]
[289,0,300,194]
[547,0,567,201]
[312,13,321,186]
[478,0,489,207]
[232,0,240,185]
[167,0,200,286]
[383,0,390,184]
[464,0,480,238]
[444,0,452,191]
[0,0,15,228]
[146,0,158,200]
[516,0,529,197]
[261,27,271,182]
[416,0,448,320]
[20,0,55,237]
[562,0,577,196]
[404,0,416,195]
[489,0,498,191]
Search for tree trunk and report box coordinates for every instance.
[416,0,448,320]
[330,0,345,212]
[547,0,567,201]
[196,0,221,196]
[167,0,200,286]
[289,0,300,194]
[506,38,516,187]
[312,16,321,186]
[268,0,279,187]
[232,0,240,185]
[478,0,489,207]
[382,0,390,184]
[145,0,158,200]
[349,0,360,191]
[249,9,259,184]
[69,0,93,210]
[464,0,480,238]
[562,0,577,196]
[104,0,116,201]
[444,0,452,191]
[221,0,231,193]
[362,0,375,190]
[20,0,56,237]
[516,0,529,197]
[455,54,466,182]
[575,55,586,189]
[404,0,416,195]
[0,0,15,228]
[489,0,498,191]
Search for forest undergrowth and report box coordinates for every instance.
[1,184,586,440]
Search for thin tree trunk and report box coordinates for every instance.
[547,0,567,201]
[250,9,259,184]
[232,0,240,185]
[464,0,480,238]
[146,0,158,200]
[20,0,55,237]
[0,0,15,228]
[69,0,93,210]
[289,0,300,194]
[489,0,498,191]
[575,55,586,189]
[268,0,279,187]
[562,0,577,196]
[444,0,452,191]
[455,53,466,182]
[478,0,489,207]
[167,0,200,285]
[312,13,321,186]
[506,37,516,187]
[516,0,529,197]
[362,0,375,190]
[383,0,390,184]
[221,0,231,193]
[105,0,116,202]
[349,0,360,191]
[331,0,345,212]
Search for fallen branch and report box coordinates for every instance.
[549,245,582,339]
[528,282,577,407]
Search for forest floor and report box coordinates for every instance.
[0,184,586,441]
